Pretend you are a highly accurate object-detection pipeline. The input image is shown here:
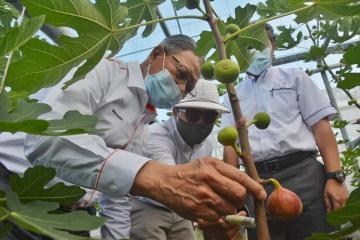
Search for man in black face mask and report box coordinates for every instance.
[130,79,236,240]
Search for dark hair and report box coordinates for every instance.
[265,23,277,47]
[159,34,196,54]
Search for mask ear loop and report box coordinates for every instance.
[162,51,166,70]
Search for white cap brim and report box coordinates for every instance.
[175,101,230,114]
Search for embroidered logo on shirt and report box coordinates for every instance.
[112,109,123,120]
[189,90,198,97]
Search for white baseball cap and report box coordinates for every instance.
[175,80,230,113]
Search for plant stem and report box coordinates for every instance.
[224,4,313,43]
[0,53,13,93]
[114,15,206,34]
[202,0,270,239]
[246,120,255,128]
[232,143,243,158]
[0,207,9,222]
[261,178,282,189]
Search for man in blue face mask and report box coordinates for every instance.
[221,24,348,240]
[24,34,266,240]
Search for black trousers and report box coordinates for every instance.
[247,153,335,240]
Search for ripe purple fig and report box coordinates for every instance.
[266,178,303,221]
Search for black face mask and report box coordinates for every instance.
[176,118,214,148]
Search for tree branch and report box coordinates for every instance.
[202,0,270,239]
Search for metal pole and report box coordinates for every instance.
[156,7,171,37]
[317,39,350,144]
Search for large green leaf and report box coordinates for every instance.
[6,0,137,93]
[337,73,360,90]
[0,16,45,59]
[0,93,98,135]
[342,43,360,66]
[0,92,50,133]
[10,166,85,205]
[319,17,360,44]
[304,46,326,62]
[276,25,303,50]
[305,187,360,240]
[44,110,99,136]
[6,191,105,240]
[0,0,20,35]
[124,0,166,38]
[257,0,360,23]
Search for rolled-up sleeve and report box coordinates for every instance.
[24,60,150,197]
[296,70,337,127]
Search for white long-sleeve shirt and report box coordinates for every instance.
[25,59,154,197]
[221,66,337,162]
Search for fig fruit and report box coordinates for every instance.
[253,112,271,129]
[217,127,243,158]
[214,59,240,84]
[185,0,199,9]
[217,127,238,146]
[266,178,303,221]
[201,62,214,79]
[226,23,240,35]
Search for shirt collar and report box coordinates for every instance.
[127,61,146,90]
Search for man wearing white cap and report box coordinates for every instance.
[130,80,235,240]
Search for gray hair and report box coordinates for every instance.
[159,34,196,54]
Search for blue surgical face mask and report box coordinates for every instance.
[246,48,273,76]
[144,53,182,109]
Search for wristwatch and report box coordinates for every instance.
[326,170,346,183]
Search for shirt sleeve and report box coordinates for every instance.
[295,69,337,127]
[24,60,150,197]
[143,123,176,165]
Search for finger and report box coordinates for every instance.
[331,196,341,211]
[237,211,247,217]
[201,186,238,216]
[207,174,246,212]
[324,194,331,212]
[190,204,221,222]
[211,159,267,201]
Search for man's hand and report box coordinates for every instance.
[324,179,348,212]
[131,157,266,222]
[197,211,247,240]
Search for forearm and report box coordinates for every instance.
[312,118,341,172]
[25,134,150,196]
[223,146,240,168]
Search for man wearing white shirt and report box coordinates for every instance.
[24,34,266,238]
[130,80,234,240]
[222,25,348,240]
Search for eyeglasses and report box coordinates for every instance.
[170,55,196,94]
[178,108,219,124]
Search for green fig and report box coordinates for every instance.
[214,59,240,84]
[253,112,271,129]
[201,62,214,79]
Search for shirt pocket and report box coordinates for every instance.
[267,88,299,119]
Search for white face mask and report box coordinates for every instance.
[246,48,273,76]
